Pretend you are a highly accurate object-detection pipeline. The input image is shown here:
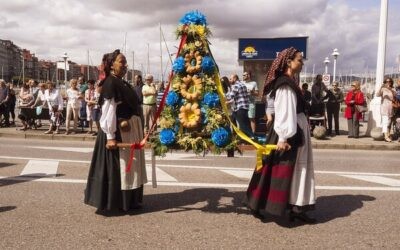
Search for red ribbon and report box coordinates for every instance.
[125,142,145,173]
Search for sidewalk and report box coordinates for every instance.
[0,117,399,151]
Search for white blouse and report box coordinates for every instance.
[274,86,297,143]
[66,88,81,108]
[44,89,63,111]
[100,98,117,140]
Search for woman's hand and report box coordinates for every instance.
[106,139,117,150]
[276,141,291,152]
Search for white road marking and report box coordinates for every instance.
[27,146,94,153]
[220,169,253,179]
[316,170,400,177]
[20,160,59,177]
[146,166,177,182]
[339,175,400,187]
[2,175,400,191]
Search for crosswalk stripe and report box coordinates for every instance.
[20,160,59,177]
[339,175,400,187]
[220,169,252,179]
[146,166,177,182]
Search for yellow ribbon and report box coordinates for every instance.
[214,75,277,171]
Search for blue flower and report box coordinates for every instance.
[166,91,180,106]
[201,56,215,73]
[211,128,230,147]
[172,57,185,73]
[203,92,220,108]
[179,10,207,25]
[159,129,176,145]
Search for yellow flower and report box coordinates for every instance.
[195,25,205,37]
[178,102,201,128]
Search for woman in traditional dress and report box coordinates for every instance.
[244,47,316,223]
[84,49,147,212]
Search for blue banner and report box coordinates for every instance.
[238,37,308,60]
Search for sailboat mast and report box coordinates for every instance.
[160,22,163,84]
[87,50,90,80]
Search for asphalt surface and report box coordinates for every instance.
[1,137,400,249]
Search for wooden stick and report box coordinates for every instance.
[151,148,157,188]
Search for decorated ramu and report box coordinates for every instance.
[152,10,238,155]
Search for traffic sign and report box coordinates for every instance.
[322,74,330,85]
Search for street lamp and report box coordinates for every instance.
[331,48,340,82]
[62,52,68,85]
[323,57,330,74]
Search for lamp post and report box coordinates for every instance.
[324,57,330,74]
[331,48,340,82]
[62,52,68,86]
[366,0,388,136]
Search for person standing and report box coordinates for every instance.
[84,49,147,212]
[0,80,10,127]
[242,72,259,134]
[344,81,365,139]
[134,75,145,128]
[78,76,88,128]
[326,82,344,136]
[6,82,16,125]
[244,47,316,223]
[44,81,64,134]
[226,74,254,139]
[65,79,81,134]
[311,75,327,116]
[85,80,97,135]
[376,77,396,142]
[142,74,157,134]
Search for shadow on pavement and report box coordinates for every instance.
[96,188,250,217]
[0,162,16,168]
[0,206,17,213]
[313,194,376,223]
[271,194,376,228]
[0,174,64,188]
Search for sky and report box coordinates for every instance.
[0,0,399,79]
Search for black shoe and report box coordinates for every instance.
[348,136,354,138]
[250,209,265,220]
[335,131,340,136]
[289,211,316,224]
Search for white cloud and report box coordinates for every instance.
[0,0,398,80]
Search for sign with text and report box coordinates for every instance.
[322,74,331,85]
[238,37,308,61]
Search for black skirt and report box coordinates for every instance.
[84,130,143,211]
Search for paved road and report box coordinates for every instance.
[1,138,400,249]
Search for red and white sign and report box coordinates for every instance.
[322,74,330,85]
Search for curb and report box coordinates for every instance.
[1,131,399,151]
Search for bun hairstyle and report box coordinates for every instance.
[102,49,121,78]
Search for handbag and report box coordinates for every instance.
[36,106,43,115]
[355,104,368,113]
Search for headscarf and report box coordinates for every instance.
[263,47,299,95]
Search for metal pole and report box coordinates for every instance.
[64,59,67,85]
[147,43,150,74]
[160,23,163,84]
[1,65,3,79]
[22,55,25,83]
[132,51,135,82]
[87,50,90,80]
[333,57,337,82]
